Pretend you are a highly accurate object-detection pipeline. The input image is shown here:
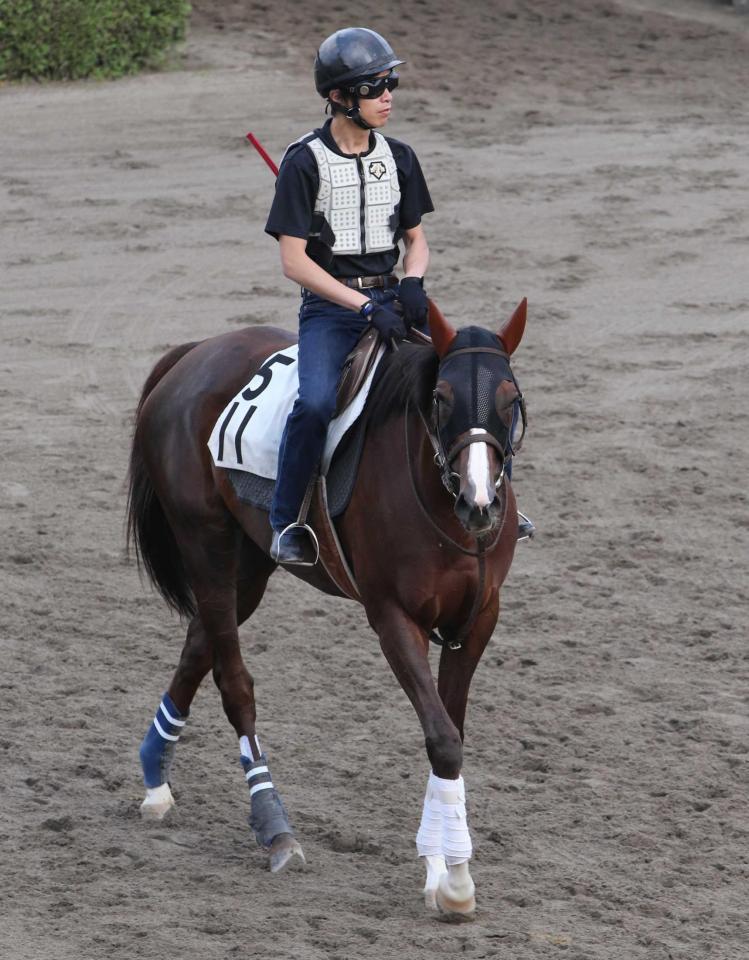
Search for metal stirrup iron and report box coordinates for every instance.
[279,473,320,567]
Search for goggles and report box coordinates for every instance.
[347,72,399,99]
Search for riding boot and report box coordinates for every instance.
[270,527,310,565]
[517,511,536,541]
[505,457,535,541]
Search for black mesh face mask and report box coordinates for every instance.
[433,327,525,466]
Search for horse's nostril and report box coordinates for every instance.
[454,495,498,534]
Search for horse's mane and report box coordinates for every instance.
[364,341,439,431]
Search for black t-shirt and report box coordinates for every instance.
[264,118,434,279]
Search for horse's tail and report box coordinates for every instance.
[127,342,200,619]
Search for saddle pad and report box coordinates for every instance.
[207,343,384,479]
[225,412,367,518]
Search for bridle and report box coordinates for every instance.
[425,345,527,500]
[401,333,527,650]
[403,342,526,650]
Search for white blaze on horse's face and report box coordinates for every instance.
[465,429,495,510]
[453,431,502,534]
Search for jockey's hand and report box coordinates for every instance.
[361,300,407,343]
[397,276,429,329]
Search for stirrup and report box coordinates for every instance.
[517,511,536,541]
[276,523,320,567]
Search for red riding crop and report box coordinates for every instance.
[246,132,279,177]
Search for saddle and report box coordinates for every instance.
[334,326,380,417]
[335,319,432,416]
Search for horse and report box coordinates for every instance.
[127,297,528,919]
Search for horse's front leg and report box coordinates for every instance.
[427,599,499,916]
[369,603,475,920]
[437,598,498,740]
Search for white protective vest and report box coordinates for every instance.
[292,132,401,256]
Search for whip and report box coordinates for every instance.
[246,132,279,177]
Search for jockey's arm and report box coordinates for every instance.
[279,226,430,312]
[401,224,430,281]
[279,236,370,312]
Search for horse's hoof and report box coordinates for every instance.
[269,833,306,873]
[140,783,175,820]
[436,864,476,922]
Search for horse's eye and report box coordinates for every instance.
[434,381,454,425]
[495,393,514,426]
[496,391,526,449]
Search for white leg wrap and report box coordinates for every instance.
[416,771,444,857]
[436,773,473,865]
[416,771,473,865]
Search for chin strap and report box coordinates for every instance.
[345,95,375,130]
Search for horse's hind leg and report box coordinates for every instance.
[139,537,303,870]
[139,538,274,819]
[181,527,303,871]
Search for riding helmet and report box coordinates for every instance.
[314,27,404,96]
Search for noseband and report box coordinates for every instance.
[427,345,526,500]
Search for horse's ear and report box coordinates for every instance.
[427,298,457,358]
[498,297,527,355]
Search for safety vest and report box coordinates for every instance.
[287,132,401,257]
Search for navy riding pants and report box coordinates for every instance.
[269,286,399,532]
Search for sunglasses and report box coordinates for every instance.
[347,72,399,99]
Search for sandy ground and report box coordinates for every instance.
[1,1,748,958]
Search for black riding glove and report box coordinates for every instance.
[397,276,429,329]
[360,299,407,343]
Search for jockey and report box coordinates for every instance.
[265,26,434,564]
[265,27,534,564]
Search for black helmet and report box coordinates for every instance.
[314,27,404,97]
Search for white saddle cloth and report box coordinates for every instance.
[207,343,384,479]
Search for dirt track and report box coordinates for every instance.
[1,2,748,958]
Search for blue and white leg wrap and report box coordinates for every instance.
[240,735,293,848]
[139,692,188,789]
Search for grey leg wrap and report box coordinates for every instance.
[241,752,294,848]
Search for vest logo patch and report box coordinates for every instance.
[369,160,387,180]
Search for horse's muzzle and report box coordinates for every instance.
[454,492,502,534]
[451,433,504,534]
